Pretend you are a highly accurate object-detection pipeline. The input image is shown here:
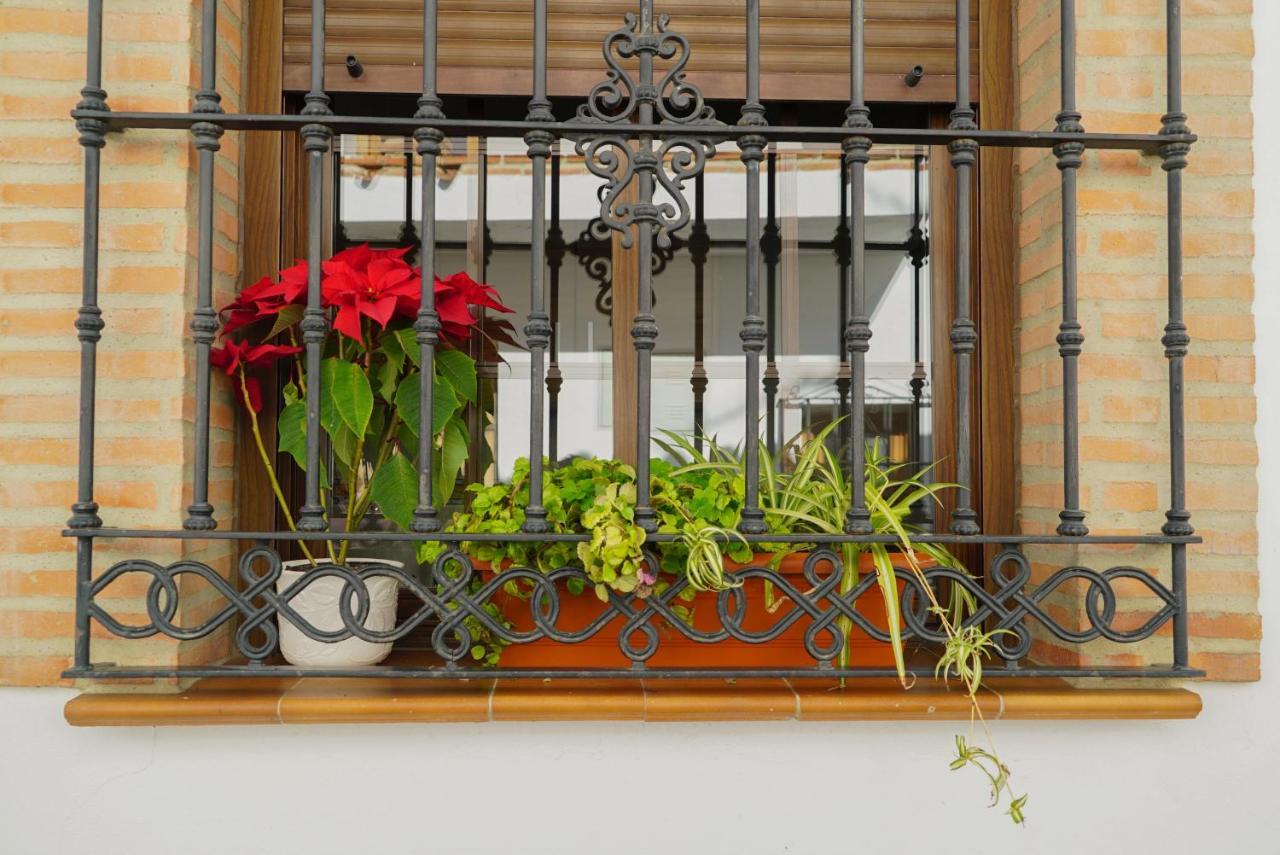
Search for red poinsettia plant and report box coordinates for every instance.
[213,244,514,565]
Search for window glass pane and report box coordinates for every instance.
[335,134,934,519]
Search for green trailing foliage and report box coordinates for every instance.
[429,421,1026,823]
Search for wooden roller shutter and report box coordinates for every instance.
[282,0,978,103]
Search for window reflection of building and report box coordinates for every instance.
[334,136,934,525]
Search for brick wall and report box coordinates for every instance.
[0,0,244,685]
[1015,0,1259,679]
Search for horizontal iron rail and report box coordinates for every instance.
[64,528,1201,545]
[72,110,1194,153]
[64,664,1204,680]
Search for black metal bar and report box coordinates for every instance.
[546,153,565,465]
[66,665,1203,681]
[948,0,980,535]
[1161,0,1192,668]
[908,153,928,463]
[835,158,852,456]
[738,0,768,535]
[467,137,495,489]
[843,0,873,534]
[397,146,417,249]
[762,149,780,455]
[907,154,931,527]
[61,528,1204,545]
[71,111,1194,152]
[1054,0,1088,537]
[411,0,444,534]
[690,172,709,450]
[331,144,347,250]
[297,0,331,532]
[628,0,661,533]
[523,0,554,532]
[70,1,106,534]
[183,0,224,531]
[71,0,108,669]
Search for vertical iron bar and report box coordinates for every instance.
[70,0,107,533]
[690,173,709,450]
[398,146,418,250]
[907,153,931,526]
[842,0,873,534]
[908,153,927,464]
[71,0,109,667]
[763,150,781,455]
[332,145,347,250]
[1054,0,1088,536]
[738,0,768,534]
[546,153,565,466]
[412,0,444,532]
[948,0,980,535]
[834,156,852,459]
[523,0,554,532]
[1160,0,1192,668]
[184,0,224,531]
[297,0,332,532]
[630,0,661,533]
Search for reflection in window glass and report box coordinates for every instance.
[335,136,933,522]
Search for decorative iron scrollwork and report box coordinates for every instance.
[86,545,1181,670]
[568,9,722,251]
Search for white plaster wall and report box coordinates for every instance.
[2,9,1277,854]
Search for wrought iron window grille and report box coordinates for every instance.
[66,0,1201,681]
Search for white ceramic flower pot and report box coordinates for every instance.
[277,558,402,668]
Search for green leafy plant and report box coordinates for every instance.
[577,482,649,598]
[662,420,1025,824]
[214,244,514,565]
[427,455,747,600]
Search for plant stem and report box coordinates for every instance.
[238,369,317,565]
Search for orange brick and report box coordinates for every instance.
[105,266,185,294]
[0,221,79,248]
[101,182,188,209]
[0,51,83,81]
[1103,481,1158,512]
[0,352,79,378]
[1101,311,1159,340]
[1100,229,1158,258]
[1189,652,1259,682]
[1102,395,1161,423]
[0,570,76,599]
[103,223,166,252]
[105,53,176,83]
[1186,396,1256,424]
[0,655,73,688]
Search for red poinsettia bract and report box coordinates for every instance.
[322,255,420,343]
[211,341,302,412]
[217,244,513,346]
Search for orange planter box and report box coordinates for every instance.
[479,551,917,670]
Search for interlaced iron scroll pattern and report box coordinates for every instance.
[88,546,1179,669]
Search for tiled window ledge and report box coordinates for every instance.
[64,677,1202,726]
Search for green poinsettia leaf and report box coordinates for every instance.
[435,419,470,507]
[395,370,459,439]
[369,452,419,531]
[321,357,373,438]
[277,399,329,489]
[266,304,305,340]
[394,327,419,366]
[436,348,477,404]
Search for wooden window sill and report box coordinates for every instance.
[63,676,1201,727]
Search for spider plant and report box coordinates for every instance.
[661,423,1025,823]
[660,420,974,679]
